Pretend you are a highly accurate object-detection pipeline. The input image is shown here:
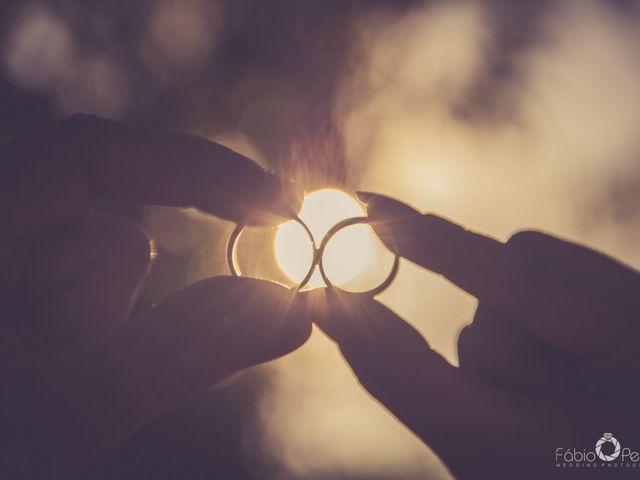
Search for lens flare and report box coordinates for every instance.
[275,189,374,288]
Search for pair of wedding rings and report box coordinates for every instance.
[226,216,399,296]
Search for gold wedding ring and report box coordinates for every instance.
[226,216,318,291]
[317,216,400,296]
[226,215,400,296]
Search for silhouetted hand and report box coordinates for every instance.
[0,115,310,479]
[312,191,640,479]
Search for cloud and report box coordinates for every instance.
[3,3,75,91]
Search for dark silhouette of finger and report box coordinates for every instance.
[25,214,152,348]
[508,230,640,302]
[504,230,640,353]
[357,192,637,353]
[2,276,311,478]
[308,288,546,479]
[0,115,302,237]
[357,191,522,303]
[457,305,572,392]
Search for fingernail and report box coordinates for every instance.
[244,173,303,225]
[278,175,304,219]
[357,192,421,220]
[268,173,302,218]
[356,191,379,204]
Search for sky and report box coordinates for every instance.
[2,1,640,478]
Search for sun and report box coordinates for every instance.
[274,189,374,288]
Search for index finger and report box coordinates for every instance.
[356,191,523,301]
[357,192,631,353]
[307,288,546,479]
[0,115,302,237]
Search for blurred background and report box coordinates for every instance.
[3,0,640,478]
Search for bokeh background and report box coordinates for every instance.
[3,0,640,478]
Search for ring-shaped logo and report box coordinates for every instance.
[595,433,621,461]
[226,215,400,296]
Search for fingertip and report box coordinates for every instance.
[293,287,332,334]
[239,171,304,226]
[222,277,313,360]
[128,276,315,396]
[301,288,378,346]
[280,175,304,216]
[356,191,422,219]
[355,192,424,253]
[273,286,314,353]
[355,191,377,204]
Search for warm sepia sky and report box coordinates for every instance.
[2,1,640,479]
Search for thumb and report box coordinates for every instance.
[308,288,548,479]
[4,277,311,478]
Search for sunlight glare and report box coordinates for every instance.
[275,189,374,288]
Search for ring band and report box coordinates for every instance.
[226,215,400,296]
[317,216,400,297]
[226,216,319,291]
